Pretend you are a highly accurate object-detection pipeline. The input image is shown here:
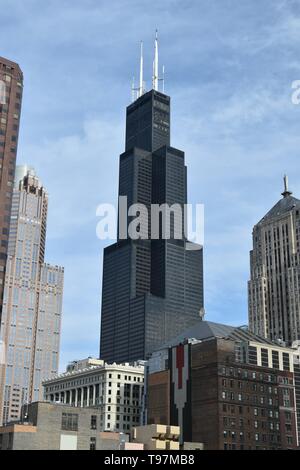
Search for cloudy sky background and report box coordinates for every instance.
[1,0,300,370]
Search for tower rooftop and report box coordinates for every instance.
[258,176,300,225]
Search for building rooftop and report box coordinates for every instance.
[43,359,145,384]
[258,194,300,225]
[159,320,279,350]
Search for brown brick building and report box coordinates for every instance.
[146,321,299,450]
[0,57,23,318]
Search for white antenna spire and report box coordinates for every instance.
[284,174,288,193]
[139,41,144,97]
[282,174,292,198]
[153,30,159,91]
[131,76,136,102]
[162,65,165,94]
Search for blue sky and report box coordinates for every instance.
[1,0,300,371]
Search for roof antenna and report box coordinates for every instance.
[131,76,136,103]
[139,41,145,97]
[159,65,165,94]
[153,30,159,91]
[282,174,292,198]
[131,42,146,102]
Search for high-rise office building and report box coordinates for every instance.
[100,37,203,363]
[248,177,300,346]
[0,57,23,320]
[0,167,64,425]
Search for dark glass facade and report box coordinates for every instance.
[100,89,204,363]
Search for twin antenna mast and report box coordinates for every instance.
[131,30,165,102]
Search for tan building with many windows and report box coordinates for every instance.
[0,167,64,425]
[248,177,300,346]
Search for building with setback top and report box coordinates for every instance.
[248,176,300,346]
[0,167,64,425]
[100,35,204,363]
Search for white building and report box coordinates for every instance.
[43,358,145,434]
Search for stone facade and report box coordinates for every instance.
[248,179,300,345]
[43,359,145,434]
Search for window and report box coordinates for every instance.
[91,415,97,430]
[61,413,78,431]
[90,437,96,451]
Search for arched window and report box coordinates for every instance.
[0,80,6,105]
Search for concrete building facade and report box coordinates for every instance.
[43,359,145,434]
[0,168,64,425]
[0,402,129,450]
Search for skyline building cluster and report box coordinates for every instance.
[1,32,300,451]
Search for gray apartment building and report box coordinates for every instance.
[0,167,64,425]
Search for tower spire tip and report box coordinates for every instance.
[282,174,292,198]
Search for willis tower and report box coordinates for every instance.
[100,34,204,362]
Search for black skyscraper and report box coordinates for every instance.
[100,88,204,363]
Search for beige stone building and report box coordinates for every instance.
[0,167,64,425]
[132,424,180,450]
[248,177,300,346]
